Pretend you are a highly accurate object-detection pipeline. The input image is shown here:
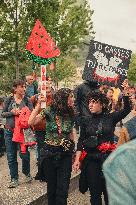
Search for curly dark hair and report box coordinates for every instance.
[53,88,74,118]
[87,91,109,113]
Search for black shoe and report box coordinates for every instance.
[0,152,4,157]
[35,172,46,182]
[34,172,41,180]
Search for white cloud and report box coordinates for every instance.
[89,0,136,52]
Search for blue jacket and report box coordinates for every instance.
[103,139,136,205]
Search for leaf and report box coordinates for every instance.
[0,0,94,93]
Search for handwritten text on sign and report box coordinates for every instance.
[83,41,132,85]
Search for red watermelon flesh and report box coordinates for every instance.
[26,19,60,59]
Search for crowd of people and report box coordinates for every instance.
[0,75,136,205]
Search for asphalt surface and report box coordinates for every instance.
[0,149,90,205]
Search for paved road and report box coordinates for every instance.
[0,150,90,205]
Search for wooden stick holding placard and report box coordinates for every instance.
[41,65,46,108]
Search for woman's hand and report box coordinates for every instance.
[122,79,129,96]
[11,108,21,116]
[73,160,81,172]
[28,96,45,126]
[37,94,46,105]
[73,151,82,172]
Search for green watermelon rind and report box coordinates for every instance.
[26,50,56,65]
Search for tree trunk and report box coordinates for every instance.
[54,61,58,90]
[15,3,19,79]
[15,41,19,79]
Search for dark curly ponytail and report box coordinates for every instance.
[53,88,75,118]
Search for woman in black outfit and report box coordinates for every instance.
[73,90,131,205]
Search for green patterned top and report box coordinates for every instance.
[40,107,74,145]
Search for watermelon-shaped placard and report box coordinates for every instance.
[26,19,60,65]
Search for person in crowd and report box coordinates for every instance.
[74,80,99,133]
[112,81,121,103]
[30,81,53,181]
[2,80,33,188]
[74,80,99,118]
[128,86,135,97]
[103,138,136,205]
[99,85,105,93]
[73,87,131,205]
[105,87,116,112]
[99,86,116,111]
[117,96,136,146]
[104,87,120,143]
[0,97,5,157]
[113,80,134,143]
[130,93,136,108]
[99,84,109,95]
[28,88,76,205]
[25,75,38,98]
[106,87,114,100]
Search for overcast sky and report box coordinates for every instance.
[89,0,136,52]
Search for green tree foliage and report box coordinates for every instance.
[0,0,94,93]
[47,56,76,86]
[128,53,136,84]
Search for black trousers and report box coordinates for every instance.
[35,130,46,162]
[34,130,46,180]
[0,128,5,153]
[43,155,72,205]
[86,159,108,205]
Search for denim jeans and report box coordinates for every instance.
[4,129,30,180]
[0,128,5,153]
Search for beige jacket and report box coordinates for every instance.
[117,110,136,147]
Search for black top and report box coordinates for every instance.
[77,96,131,152]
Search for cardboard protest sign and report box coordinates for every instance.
[82,40,132,86]
[26,19,60,65]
